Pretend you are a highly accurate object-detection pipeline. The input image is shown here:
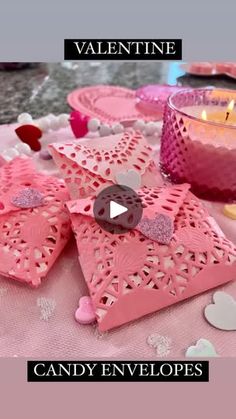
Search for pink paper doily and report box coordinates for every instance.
[67,85,163,123]
[68,185,236,331]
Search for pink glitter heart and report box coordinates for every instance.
[138,213,173,244]
[11,188,45,209]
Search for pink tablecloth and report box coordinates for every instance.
[0,123,236,358]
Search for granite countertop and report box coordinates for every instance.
[0,62,236,124]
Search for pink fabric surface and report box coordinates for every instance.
[0,123,236,358]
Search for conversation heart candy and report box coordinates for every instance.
[185,338,218,357]
[75,296,96,325]
[204,291,236,331]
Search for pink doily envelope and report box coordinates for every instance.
[67,184,236,331]
[0,157,71,287]
[49,130,161,199]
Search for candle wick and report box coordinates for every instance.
[225,111,230,122]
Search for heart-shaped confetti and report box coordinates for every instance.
[75,296,96,325]
[11,188,45,209]
[223,204,236,220]
[70,110,89,138]
[15,124,42,151]
[204,291,236,331]
[185,338,218,357]
[147,334,172,357]
[37,297,56,321]
[115,169,141,190]
[138,213,173,244]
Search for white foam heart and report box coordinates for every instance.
[204,291,236,331]
[115,169,141,190]
[185,338,218,357]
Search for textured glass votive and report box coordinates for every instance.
[160,88,236,201]
[136,84,182,115]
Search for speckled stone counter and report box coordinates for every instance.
[0,62,236,124]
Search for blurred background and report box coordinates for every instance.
[1,62,236,124]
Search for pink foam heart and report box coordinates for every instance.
[69,110,89,138]
[75,296,96,325]
[138,213,173,244]
[185,338,218,357]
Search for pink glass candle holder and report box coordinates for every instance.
[160,88,236,201]
[136,84,182,115]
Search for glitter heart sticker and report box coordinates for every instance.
[11,188,45,209]
[138,213,173,244]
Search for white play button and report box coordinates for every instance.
[110,200,128,219]
[93,185,143,234]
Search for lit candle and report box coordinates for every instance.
[225,99,235,122]
[182,99,236,126]
[201,110,207,121]
[160,88,236,201]
[199,100,236,124]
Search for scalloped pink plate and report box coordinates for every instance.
[67,85,163,123]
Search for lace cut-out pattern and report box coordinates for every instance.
[0,158,71,287]
[69,187,236,331]
[49,131,160,199]
[68,184,190,226]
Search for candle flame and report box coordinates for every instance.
[227,99,235,112]
[201,110,207,121]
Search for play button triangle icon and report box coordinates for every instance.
[110,200,128,219]
[93,185,143,234]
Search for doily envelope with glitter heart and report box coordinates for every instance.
[67,183,236,331]
[0,157,71,287]
[49,130,162,199]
